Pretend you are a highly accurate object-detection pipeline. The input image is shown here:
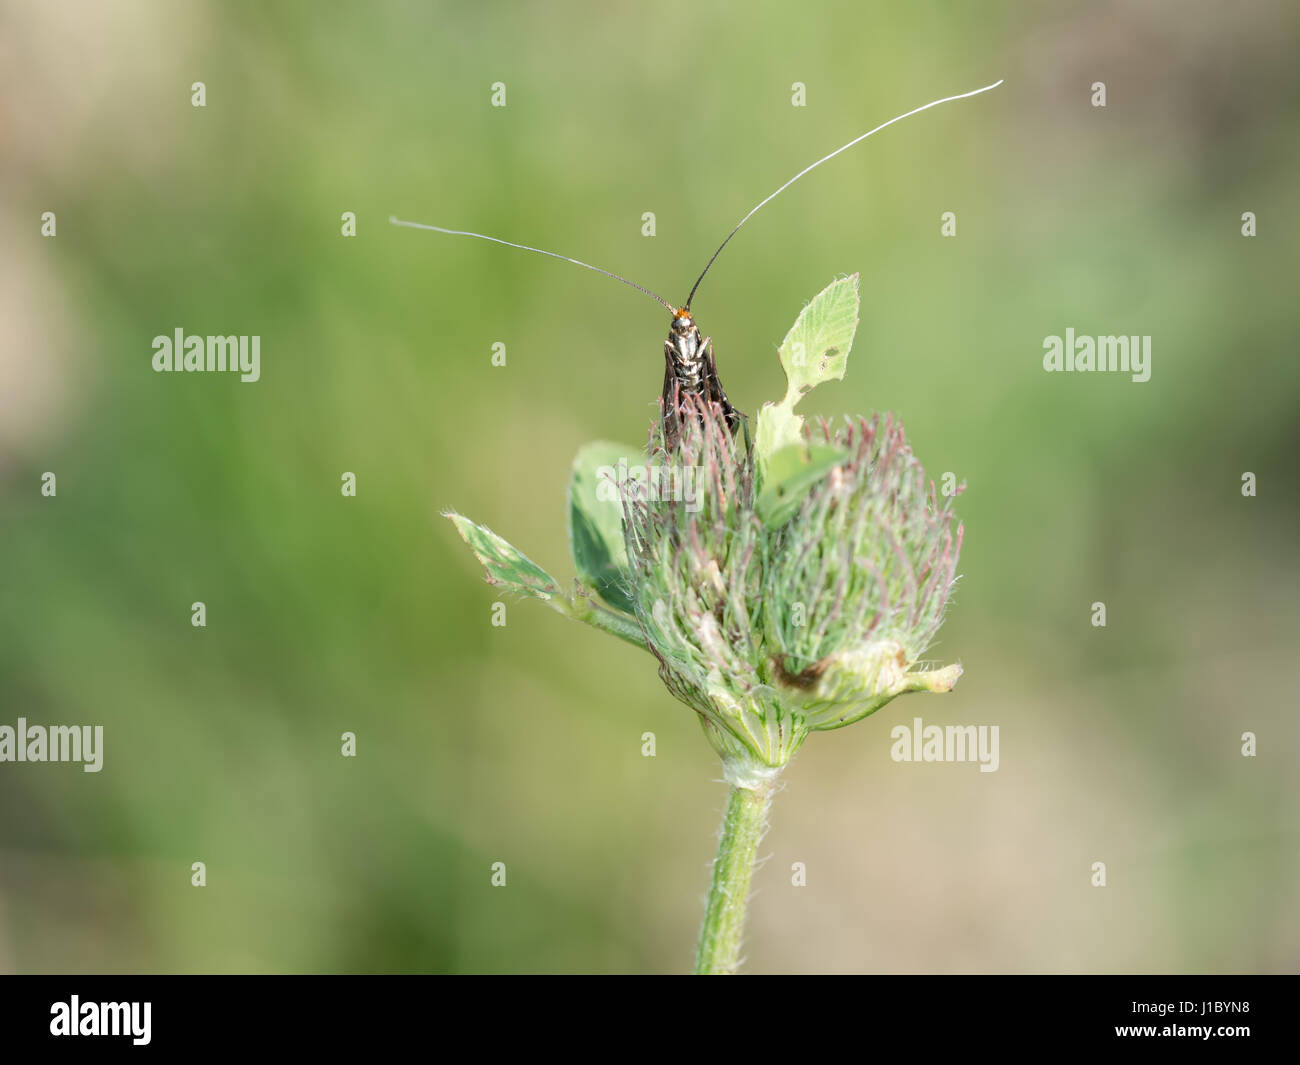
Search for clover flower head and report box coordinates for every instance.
[623,385,962,780]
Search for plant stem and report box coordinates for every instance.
[566,597,646,650]
[694,777,776,974]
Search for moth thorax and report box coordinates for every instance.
[669,317,706,392]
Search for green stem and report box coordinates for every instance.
[694,777,777,974]
[561,595,647,650]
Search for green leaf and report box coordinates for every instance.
[755,441,848,528]
[754,276,862,477]
[777,274,859,403]
[753,396,804,462]
[446,509,648,652]
[567,441,641,615]
[446,512,563,601]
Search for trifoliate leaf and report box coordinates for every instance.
[446,512,563,601]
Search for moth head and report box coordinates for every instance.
[671,309,695,335]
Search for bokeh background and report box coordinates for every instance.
[2,0,1297,974]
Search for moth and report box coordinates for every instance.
[392,80,1001,448]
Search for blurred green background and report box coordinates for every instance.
[2,0,1297,973]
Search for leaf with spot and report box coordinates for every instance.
[776,274,858,402]
[754,275,861,478]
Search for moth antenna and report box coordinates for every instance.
[388,216,676,312]
[683,78,1004,310]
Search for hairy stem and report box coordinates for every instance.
[694,777,776,974]
[567,599,646,650]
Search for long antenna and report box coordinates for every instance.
[683,78,1003,310]
[387,216,676,312]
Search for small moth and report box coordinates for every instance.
[392,79,1001,448]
